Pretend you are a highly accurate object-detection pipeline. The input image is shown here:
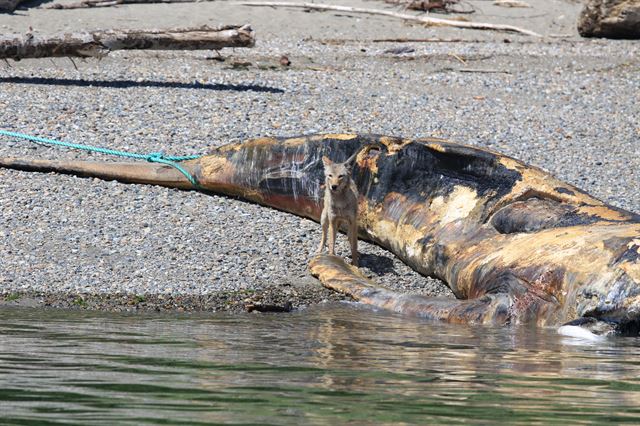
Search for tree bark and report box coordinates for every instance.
[0,25,255,60]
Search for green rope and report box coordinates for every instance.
[0,129,202,187]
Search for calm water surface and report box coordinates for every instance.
[1,303,640,425]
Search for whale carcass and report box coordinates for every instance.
[1,133,639,331]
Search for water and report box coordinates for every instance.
[2,303,640,425]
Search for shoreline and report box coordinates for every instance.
[0,282,347,313]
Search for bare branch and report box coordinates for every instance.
[240,1,542,37]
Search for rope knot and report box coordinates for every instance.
[146,152,165,162]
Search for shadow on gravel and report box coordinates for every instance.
[0,77,285,93]
[359,253,396,276]
[15,0,54,10]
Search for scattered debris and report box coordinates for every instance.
[240,2,542,36]
[386,0,474,14]
[206,55,227,62]
[493,0,532,8]
[448,52,466,64]
[441,67,511,73]
[229,60,253,69]
[245,301,293,313]
[373,37,466,42]
[0,25,255,60]
[384,46,416,54]
[279,55,291,66]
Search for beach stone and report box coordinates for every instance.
[578,0,640,38]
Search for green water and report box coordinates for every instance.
[1,303,640,425]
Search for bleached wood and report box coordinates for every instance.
[240,1,542,37]
[0,25,255,60]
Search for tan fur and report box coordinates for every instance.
[317,152,359,265]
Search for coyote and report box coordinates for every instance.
[317,151,359,265]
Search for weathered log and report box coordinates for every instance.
[578,0,640,39]
[240,2,542,37]
[0,0,25,12]
[46,0,207,9]
[0,25,255,60]
[1,134,639,332]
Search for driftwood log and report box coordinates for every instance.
[1,134,639,333]
[240,2,542,37]
[578,0,640,39]
[0,25,255,60]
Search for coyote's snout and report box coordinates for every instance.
[317,152,359,265]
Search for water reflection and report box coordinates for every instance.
[1,303,639,424]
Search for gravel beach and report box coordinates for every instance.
[0,0,638,312]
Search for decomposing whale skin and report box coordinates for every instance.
[1,133,639,329]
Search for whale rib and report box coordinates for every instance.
[309,254,512,325]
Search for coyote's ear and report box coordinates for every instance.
[322,155,332,166]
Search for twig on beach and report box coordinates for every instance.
[448,52,466,64]
[68,57,79,71]
[385,0,474,14]
[45,0,204,9]
[442,67,511,73]
[0,25,255,60]
[239,2,542,37]
[374,37,465,42]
